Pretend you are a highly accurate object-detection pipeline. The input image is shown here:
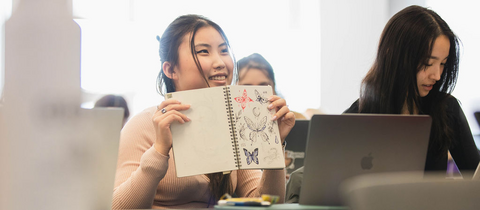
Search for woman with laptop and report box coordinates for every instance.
[286,5,480,203]
[344,5,480,176]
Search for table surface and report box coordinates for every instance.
[214,203,347,210]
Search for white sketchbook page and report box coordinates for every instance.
[169,86,237,177]
[229,85,285,170]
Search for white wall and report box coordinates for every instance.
[319,0,429,114]
[319,0,388,114]
[0,1,12,102]
[389,0,426,16]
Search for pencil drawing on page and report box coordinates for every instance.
[264,148,280,164]
[255,89,269,104]
[244,115,270,145]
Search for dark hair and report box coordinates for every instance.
[156,14,236,96]
[359,5,460,153]
[237,53,276,91]
[155,14,233,203]
[94,94,130,120]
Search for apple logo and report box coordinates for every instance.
[361,153,373,170]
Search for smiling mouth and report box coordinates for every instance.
[209,76,226,81]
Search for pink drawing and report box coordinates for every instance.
[234,89,253,111]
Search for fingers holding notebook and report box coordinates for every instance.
[268,95,295,142]
[152,99,191,156]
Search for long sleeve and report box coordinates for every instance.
[111,106,287,209]
[285,166,304,203]
[112,107,169,209]
[446,97,480,177]
[235,168,286,203]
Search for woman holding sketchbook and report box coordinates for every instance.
[344,5,480,175]
[112,15,295,209]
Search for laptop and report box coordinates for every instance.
[299,114,432,206]
[284,120,309,174]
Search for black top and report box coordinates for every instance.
[344,96,480,176]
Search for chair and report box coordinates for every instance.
[340,172,480,210]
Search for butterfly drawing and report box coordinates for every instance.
[244,116,270,145]
[234,89,253,111]
[255,89,269,104]
[243,148,259,165]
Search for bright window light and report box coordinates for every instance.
[75,0,321,117]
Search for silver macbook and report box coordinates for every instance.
[299,114,432,206]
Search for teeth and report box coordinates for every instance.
[210,76,226,80]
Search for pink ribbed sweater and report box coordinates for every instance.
[112,106,286,209]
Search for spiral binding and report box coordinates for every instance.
[224,87,242,168]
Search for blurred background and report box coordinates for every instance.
[1,0,479,145]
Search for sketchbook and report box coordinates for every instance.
[166,85,285,177]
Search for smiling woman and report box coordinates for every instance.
[111,14,295,209]
[160,26,234,92]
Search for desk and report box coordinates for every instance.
[134,204,347,210]
[214,203,347,210]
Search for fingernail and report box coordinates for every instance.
[271,115,277,121]
[268,104,273,109]
[268,96,274,101]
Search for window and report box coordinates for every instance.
[75,0,321,117]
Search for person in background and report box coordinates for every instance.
[237,53,306,120]
[94,94,130,127]
[285,5,480,203]
[112,15,295,209]
[344,5,479,176]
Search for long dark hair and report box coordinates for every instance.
[156,14,234,203]
[156,14,236,96]
[359,5,460,153]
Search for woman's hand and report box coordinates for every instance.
[152,99,190,156]
[267,95,295,144]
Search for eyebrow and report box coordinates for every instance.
[194,42,227,48]
[430,56,449,60]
